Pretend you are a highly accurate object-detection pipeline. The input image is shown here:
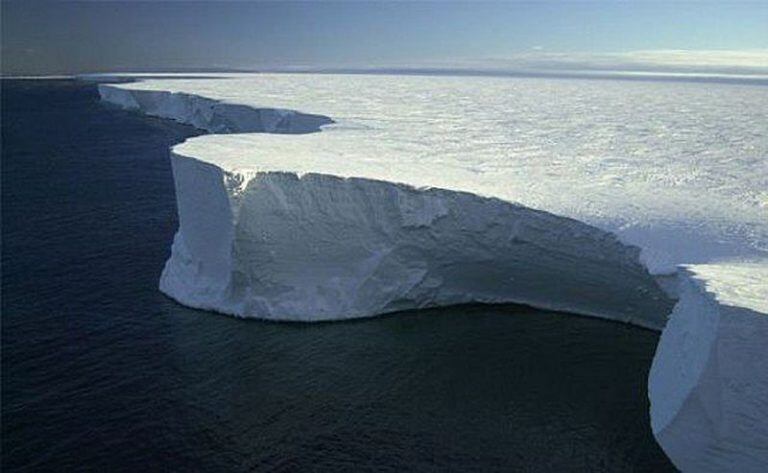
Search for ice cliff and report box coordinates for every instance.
[650,265,768,471]
[99,79,767,472]
[97,83,333,134]
[164,161,672,327]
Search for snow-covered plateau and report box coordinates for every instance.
[97,73,767,471]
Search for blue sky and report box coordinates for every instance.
[2,1,767,75]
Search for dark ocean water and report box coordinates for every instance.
[1,80,674,472]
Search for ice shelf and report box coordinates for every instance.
[98,74,767,472]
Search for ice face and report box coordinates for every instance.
[649,269,768,472]
[99,73,768,471]
[160,156,673,326]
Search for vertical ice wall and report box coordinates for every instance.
[158,158,674,326]
[650,269,768,472]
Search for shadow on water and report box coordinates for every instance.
[1,79,674,472]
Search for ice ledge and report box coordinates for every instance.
[98,83,333,134]
[100,81,768,471]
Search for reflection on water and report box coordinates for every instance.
[1,80,674,472]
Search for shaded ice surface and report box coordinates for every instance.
[98,73,767,472]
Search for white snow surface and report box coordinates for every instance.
[99,73,768,471]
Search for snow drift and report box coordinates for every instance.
[99,80,768,472]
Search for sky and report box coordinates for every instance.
[2,1,767,76]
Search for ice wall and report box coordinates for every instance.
[650,269,768,471]
[161,153,673,327]
[98,84,333,134]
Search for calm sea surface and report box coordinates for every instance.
[1,80,674,472]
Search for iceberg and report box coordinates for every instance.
[98,74,767,471]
